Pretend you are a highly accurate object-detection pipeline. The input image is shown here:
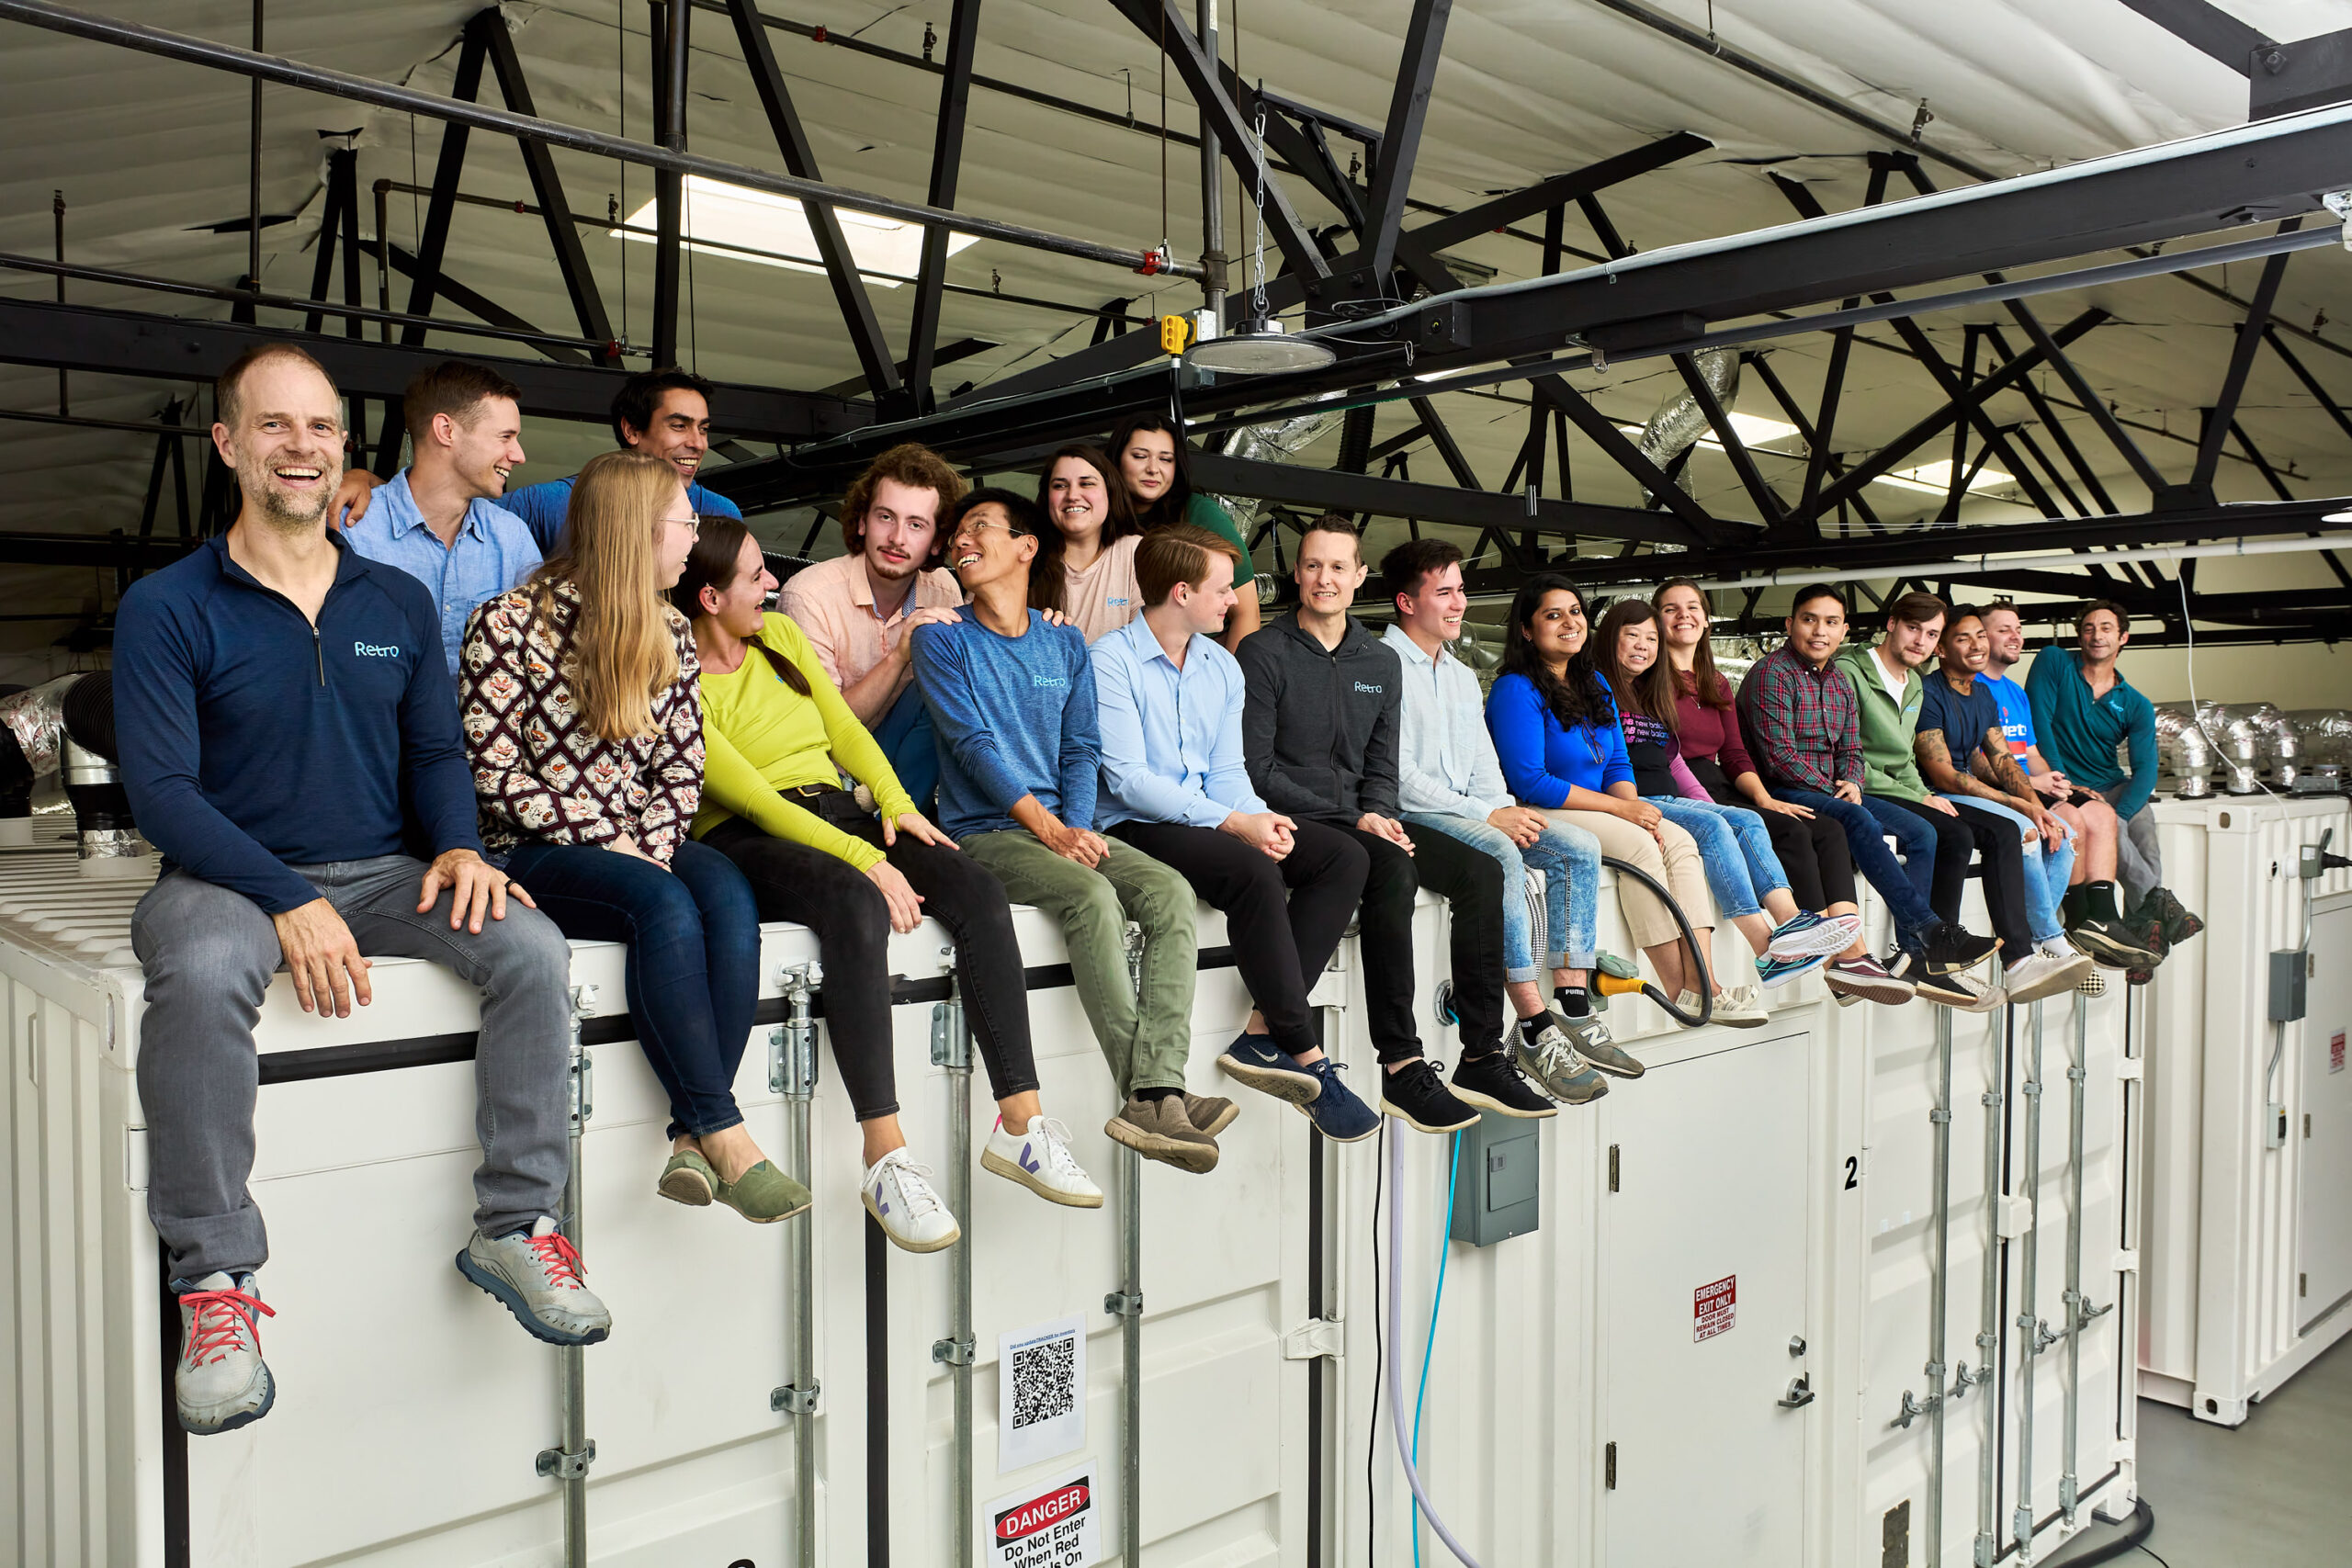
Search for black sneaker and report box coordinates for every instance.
[1921,922,2000,976]
[2067,917,2158,969]
[1448,1047,1558,1119]
[1378,1058,1483,1134]
[1892,951,1980,1009]
[2149,887,2203,946]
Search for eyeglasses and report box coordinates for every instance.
[954,518,1029,543]
[661,513,703,536]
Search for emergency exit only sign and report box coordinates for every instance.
[1694,1275,1737,1342]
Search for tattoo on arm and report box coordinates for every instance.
[1917,728,1998,799]
[1984,728,2034,799]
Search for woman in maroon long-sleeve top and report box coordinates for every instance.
[1653,578,1882,984]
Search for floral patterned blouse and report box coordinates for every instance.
[458,580,704,863]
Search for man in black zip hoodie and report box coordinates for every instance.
[1238,516,1552,1131]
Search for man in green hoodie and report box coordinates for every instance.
[1831,591,2033,1006]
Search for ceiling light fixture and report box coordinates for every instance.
[1186,97,1335,376]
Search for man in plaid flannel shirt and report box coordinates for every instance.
[1736,583,1997,1000]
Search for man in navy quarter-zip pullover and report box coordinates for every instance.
[113,344,611,1444]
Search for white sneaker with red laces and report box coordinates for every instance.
[457,1216,613,1346]
[175,1270,276,1434]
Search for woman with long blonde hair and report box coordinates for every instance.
[461,450,798,1224]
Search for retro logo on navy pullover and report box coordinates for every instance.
[114,532,483,915]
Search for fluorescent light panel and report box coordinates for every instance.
[612,175,978,286]
[1874,458,2016,496]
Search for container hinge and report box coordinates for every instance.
[1973,1530,1998,1568]
[2115,1056,2144,1082]
[931,999,970,1069]
[2058,1475,2079,1517]
[536,1438,595,1480]
[932,1336,977,1367]
[1103,1290,1145,1319]
[772,1382,821,1415]
[2111,1247,2140,1275]
[1282,1318,1344,1360]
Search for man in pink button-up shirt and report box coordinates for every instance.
[777,442,969,807]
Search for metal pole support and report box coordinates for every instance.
[1115,922,1147,1568]
[926,946,976,1568]
[769,962,823,1568]
[2060,992,2090,1525]
[1926,1007,1954,1567]
[2012,1002,2048,1563]
[537,982,598,1568]
[1972,1041,2005,1567]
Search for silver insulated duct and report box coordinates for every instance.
[2154,703,2217,798]
[1207,399,1347,570]
[1631,348,1740,530]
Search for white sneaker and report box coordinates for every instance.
[863,1149,962,1253]
[1697,984,1770,1028]
[982,1116,1104,1209]
[2004,949,2092,1006]
[175,1271,276,1434]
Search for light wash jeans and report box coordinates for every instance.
[1404,810,1600,979]
[1646,796,1791,922]
[1938,794,2075,944]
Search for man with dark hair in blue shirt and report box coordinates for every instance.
[117,344,610,1440]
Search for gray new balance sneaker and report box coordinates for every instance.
[1511,1017,1610,1106]
[457,1217,613,1346]
[175,1272,276,1435]
[1558,1011,1645,1079]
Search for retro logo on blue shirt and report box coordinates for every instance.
[1033,674,1069,689]
[1353,682,1384,694]
[353,641,401,659]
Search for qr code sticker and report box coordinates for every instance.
[1010,1336,1077,1431]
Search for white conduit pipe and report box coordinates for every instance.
[1385,1129,1484,1568]
[1692,535,2352,592]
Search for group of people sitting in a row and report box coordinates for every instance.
[121,348,2198,1439]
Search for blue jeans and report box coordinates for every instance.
[1939,795,2074,943]
[1647,796,1790,921]
[873,682,939,814]
[504,838,763,1140]
[1770,787,1940,951]
[1404,810,1600,977]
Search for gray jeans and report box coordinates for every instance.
[131,855,576,1283]
[2116,805,2164,908]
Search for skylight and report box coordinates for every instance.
[1613,412,1804,451]
[1873,458,2016,496]
[612,175,978,286]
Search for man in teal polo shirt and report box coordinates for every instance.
[2025,600,2201,967]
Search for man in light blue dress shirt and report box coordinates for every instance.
[344,360,542,675]
[1091,524,1387,1142]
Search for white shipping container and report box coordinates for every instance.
[2141,795,2352,1425]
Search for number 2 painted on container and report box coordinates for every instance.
[1843,1156,1860,1190]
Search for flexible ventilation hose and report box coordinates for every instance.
[1600,854,1713,1028]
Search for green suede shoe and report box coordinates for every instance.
[714,1160,814,1224]
[657,1149,717,1206]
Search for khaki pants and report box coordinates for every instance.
[1540,808,1713,950]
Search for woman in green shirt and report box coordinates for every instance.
[1107,412,1261,651]
[673,517,1102,1253]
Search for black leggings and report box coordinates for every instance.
[1107,818,1368,1056]
[702,815,1040,1120]
[1704,778,1857,909]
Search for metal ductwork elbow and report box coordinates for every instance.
[62,672,143,874]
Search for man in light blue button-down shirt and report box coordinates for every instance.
[345,361,541,677]
[1091,525,1385,1141]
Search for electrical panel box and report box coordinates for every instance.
[2269,948,2309,1021]
[1451,1110,1540,1247]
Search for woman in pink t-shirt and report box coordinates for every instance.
[1027,444,1145,643]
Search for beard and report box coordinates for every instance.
[240,452,340,532]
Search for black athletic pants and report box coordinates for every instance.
[1702,778,1858,909]
[1876,795,2034,959]
[1107,818,1368,1056]
[1339,821,1508,1063]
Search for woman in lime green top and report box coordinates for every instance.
[1108,411,1261,652]
[673,518,1103,1252]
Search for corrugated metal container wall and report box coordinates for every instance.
[2142,795,2352,1425]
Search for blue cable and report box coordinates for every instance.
[1409,1131,1464,1568]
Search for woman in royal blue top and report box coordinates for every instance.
[1485,573,1733,1021]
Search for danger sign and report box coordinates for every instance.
[985,1461,1099,1568]
[1694,1275,1737,1342]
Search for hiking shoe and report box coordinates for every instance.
[2148,887,2203,946]
[1757,952,1829,989]
[1826,953,1915,1005]
[1378,1057,1482,1134]
[2003,950,2091,1007]
[983,1116,1103,1209]
[2067,917,2158,969]
[1511,1020,1610,1106]
[175,1272,276,1435]
[657,1148,716,1206]
[1705,984,1771,1028]
[1450,1047,1558,1118]
[1893,952,1983,1010]
[1767,910,1863,960]
[458,1217,612,1346]
[1106,1094,1220,1173]
[1297,1058,1380,1143]
[1558,1011,1645,1078]
[2125,965,2155,987]
[715,1159,813,1224]
[1921,922,2001,975]
[1182,1092,1238,1138]
[1216,1032,1323,1107]
[863,1149,961,1252]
